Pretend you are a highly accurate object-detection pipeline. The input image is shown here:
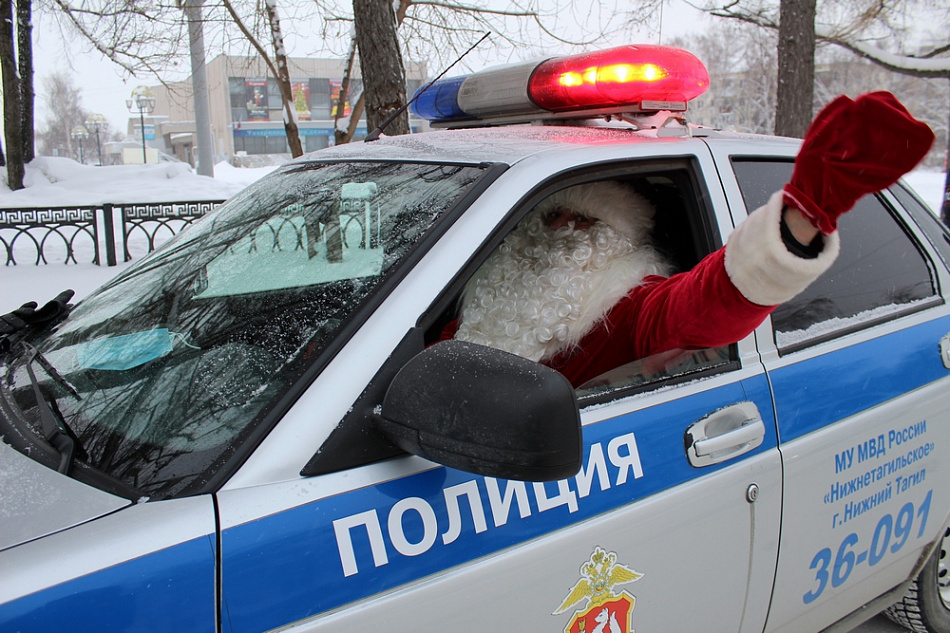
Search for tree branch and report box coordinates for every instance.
[816,28,950,77]
[219,0,279,80]
[406,0,538,19]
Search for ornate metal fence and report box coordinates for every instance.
[1,201,224,266]
[0,207,100,265]
[117,201,221,264]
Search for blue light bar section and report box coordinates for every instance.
[410,75,470,122]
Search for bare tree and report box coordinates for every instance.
[332,34,365,145]
[701,0,950,222]
[264,0,303,155]
[45,0,621,152]
[35,72,93,160]
[0,0,35,189]
[393,0,611,67]
[702,0,817,135]
[1,0,24,189]
[49,0,314,157]
[17,0,33,162]
[44,0,188,77]
[353,0,408,136]
[775,0,816,137]
[671,20,778,133]
[320,0,619,143]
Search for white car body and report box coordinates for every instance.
[2,48,948,633]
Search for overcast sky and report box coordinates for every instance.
[29,0,712,136]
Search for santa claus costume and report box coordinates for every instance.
[445,92,935,388]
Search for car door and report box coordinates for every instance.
[214,149,782,633]
[723,155,950,633]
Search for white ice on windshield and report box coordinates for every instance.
[196,206,384,297]
[198,243,384,297]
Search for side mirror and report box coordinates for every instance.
[377,340,581,481]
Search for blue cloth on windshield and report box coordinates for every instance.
[77,329,174,371]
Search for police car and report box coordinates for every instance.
[2,45,949,633]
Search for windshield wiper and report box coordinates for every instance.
[21,341,83,475]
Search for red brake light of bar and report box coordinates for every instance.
[528,45,709,112]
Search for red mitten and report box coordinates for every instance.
[783,91,935,234]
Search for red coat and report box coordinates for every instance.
[443,193,841,387]
[542,249,773,386]
[444,248,774,387]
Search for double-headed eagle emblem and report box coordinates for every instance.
[553,546,644,615]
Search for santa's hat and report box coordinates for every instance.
[533,181,656,245]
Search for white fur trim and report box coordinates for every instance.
[724,190,840,306]
[534,182,655,246]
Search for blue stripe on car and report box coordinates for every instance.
[0,536,216,633]
[220,374,777,633]
[771,315,950,443]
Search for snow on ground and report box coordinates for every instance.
[0,157,275,207]
[0,158,946,311]
[903,170,946,212]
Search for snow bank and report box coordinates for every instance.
[903,170,946,214]
[0,157,277,208]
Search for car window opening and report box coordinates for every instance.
[427,168,736,401]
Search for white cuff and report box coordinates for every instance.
[724,191,840,306]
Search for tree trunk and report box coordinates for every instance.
[347,94,365,141]
[774,0,816,138]
[264,0,303,157]
[333,36,358,145]
[352,0,409,136]
[0,0,24,190]
[17,0,33,162]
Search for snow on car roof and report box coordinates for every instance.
[294,125,678,166]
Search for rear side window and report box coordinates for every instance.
[732,159,937,352]
[891,182,950,270]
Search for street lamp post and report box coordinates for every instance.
[70,125,89,164]
[126,88,156,164]
[85,113,107,166]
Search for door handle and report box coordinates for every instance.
[941,333,950,369]
[686,402,765,467]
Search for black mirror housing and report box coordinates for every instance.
[378,340,581,481]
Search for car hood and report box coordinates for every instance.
[0,441,130,551]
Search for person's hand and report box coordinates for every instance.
[31,289,75,324]
[0,290,74,336]
[783,91,935,234]
[0,302,38,335]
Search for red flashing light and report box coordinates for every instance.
[528,45,709,112]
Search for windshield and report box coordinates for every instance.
[0,160,490,500]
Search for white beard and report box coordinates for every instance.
[455,209,671,362]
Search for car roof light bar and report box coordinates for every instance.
[410,75,469,122]
[410,44,710,126]
[529,45,709,111]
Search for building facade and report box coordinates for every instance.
[146,54,426,165]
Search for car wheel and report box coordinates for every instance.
[885,525,950,632]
